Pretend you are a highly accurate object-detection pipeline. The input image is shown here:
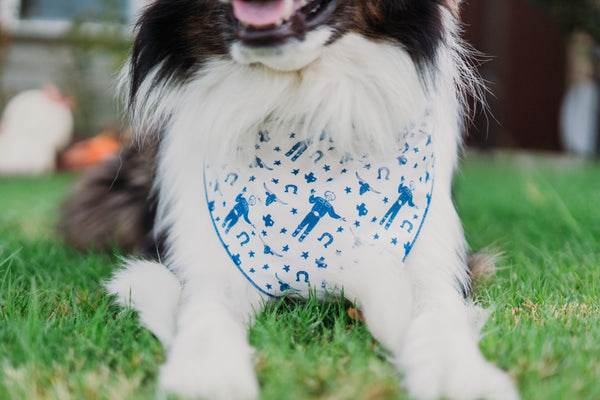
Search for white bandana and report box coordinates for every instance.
[204,113,435,298]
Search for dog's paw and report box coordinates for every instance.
[443,360,519,400]
[159,335,259,400]
[398,312,518,400]
[401,357,518,400]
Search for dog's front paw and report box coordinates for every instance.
[398,313,518,400]
[443,361,519,400]
[159,335,259,400]
[402,357,518,400]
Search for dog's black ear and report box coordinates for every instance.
[58,143,159,254]
[129,0,230,104]
[360,0,446,73]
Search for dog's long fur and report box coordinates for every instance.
[62,1,518,399]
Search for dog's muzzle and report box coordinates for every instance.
[220,0,337,46]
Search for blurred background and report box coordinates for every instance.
[0,0,599,173]
[463,0,600,155]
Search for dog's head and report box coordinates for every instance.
[129,0,462,100]
[225,0,462,71]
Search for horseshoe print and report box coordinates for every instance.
[318,232,334,248]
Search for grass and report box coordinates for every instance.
[456,153,600,400]
[0,152,599,399]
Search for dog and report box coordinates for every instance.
[60,0,519,399]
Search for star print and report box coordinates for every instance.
[263,264,270,270]
[280,228,288,234]
[301,252,309,259]
[291,208,298,215]
[249,251,255,258]
[249,176,256,182]
[414,147,420,153]
[282,245,290,252]
[345,187,351,194]
[391,238,398,245]
[374,234,380,240]
[255,144,260,150]
[223,201,227,207]
[215,217,220,222]
[274,146,281,152]
[289,133,296,138]
[336,250,342,255]
[383,197,389,204]
[354,221,360,227]
[266,284,272,290]
[292,169,300,175]
[262,230,267,236]
[249,268,255,273]
[371,217,377,223]
[272,178,279,184]
[283,265,291,272]
[337,227,344,233]
[341,169,348,174]
[323,164,331,172]
[274,160,282,166]
[364,164,372,170]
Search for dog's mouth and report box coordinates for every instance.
[222,0,337,46]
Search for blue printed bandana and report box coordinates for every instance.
[204,113,435,298]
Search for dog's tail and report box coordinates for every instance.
[58,143,159,255]
[106,259,181,347]
[467,250,500,288]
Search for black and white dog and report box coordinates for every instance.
[63,0,519,398]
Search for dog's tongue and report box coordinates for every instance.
[232,0,294,27]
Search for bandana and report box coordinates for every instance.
[204,113,435,297]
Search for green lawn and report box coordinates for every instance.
[0,153,599,399]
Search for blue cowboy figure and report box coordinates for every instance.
[293,191,342,242]
[223,194,256,234]
[380,182,416,230]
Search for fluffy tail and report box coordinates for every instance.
[106,259,181,347]
[58,144,159,254]
[467,250,500,289]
